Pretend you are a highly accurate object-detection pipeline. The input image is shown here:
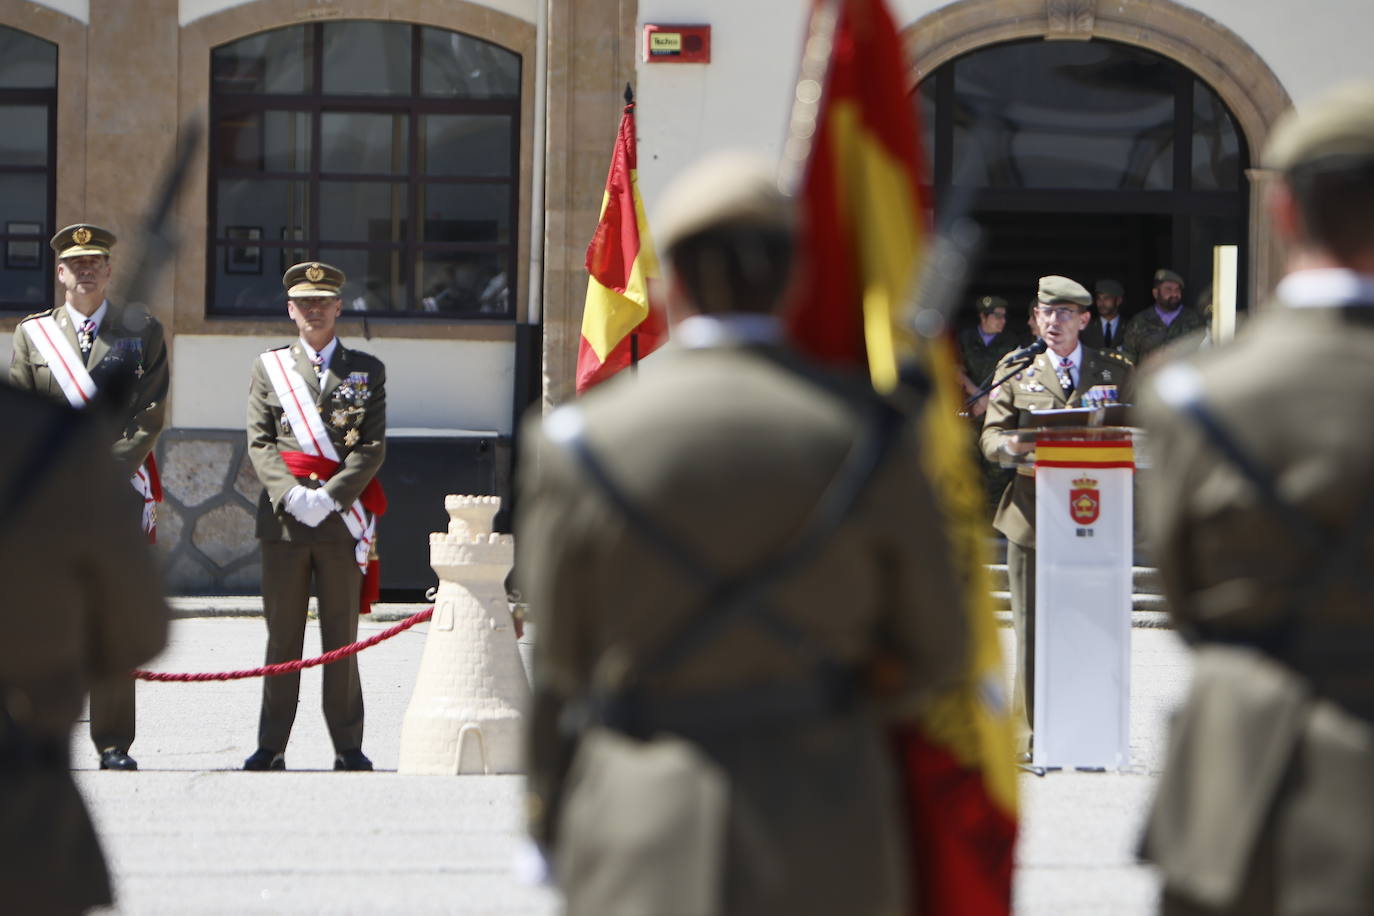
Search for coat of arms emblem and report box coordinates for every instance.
[73,227,92,245]
[306,264,324,282]
[1070,475,1100,525]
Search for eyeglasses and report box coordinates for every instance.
[1034,305,1083,323]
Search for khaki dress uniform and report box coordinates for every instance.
[519,338,968,916]
[1139,301,1374,915]
[8,225,168,762]
[0,384,167,913]
[246,339,385,755]
[979,345,1135,749]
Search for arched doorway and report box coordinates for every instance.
[916,38,1248,322]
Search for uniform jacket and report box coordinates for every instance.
[1138,301,1374,914]
[1120,305,1206,366]
[246,340,386,542]
[979,345,1136,547]
[517,338,968,916]
[9,302,169,477]
[1079,315,1125,352]
[958,325,1019,390]
[0,384,168,913]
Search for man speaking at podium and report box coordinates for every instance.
[980,275,1135,755]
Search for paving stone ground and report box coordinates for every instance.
[74,608,1192,915]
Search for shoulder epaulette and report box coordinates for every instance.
[1102,350,1134,367]
[17,308,55,323]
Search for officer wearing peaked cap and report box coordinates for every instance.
[981,274,1134,756]
[243,261,386,773]
[9,222,169,773]
[518,151,967,915]
[1139,81,1374,916]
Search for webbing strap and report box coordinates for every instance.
[565,399,904,676]
[1178,397,1374,657]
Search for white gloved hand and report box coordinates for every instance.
[284,485,331,528]
[305,487,341,519]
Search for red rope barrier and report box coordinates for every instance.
[132,606,434,682]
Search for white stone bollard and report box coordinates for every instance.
[398,495,527,774]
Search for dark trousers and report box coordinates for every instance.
[1007,539,1036,755]
[89,676,135,753]
[256,539,364,753]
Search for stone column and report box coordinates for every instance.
[541,0,640,411]
[1246,167,1285,311]
[398,495,526,774]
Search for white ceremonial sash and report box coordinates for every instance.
[260,348,375,573]
[1032,438,1135,770]
[22,315,97,407]
[24,315,157,535]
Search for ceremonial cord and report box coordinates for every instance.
[131,606,433,682]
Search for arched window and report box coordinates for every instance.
[208,21,521,317]
[916,39,1249,313]
[0,26,57,312]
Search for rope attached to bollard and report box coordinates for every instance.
[131,606,434,682]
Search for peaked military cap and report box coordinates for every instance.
[51,223,115,259]
[1037,275,1091,307]
[975,295,1008,315]
[1095,279,1124,297]
[653,150,793,255]
[283,261,345,299]
[1153,268,1184,287]
[1265,82,1374,174]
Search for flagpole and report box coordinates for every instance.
[630,332,639,376]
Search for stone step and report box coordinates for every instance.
[985,563,1163,595]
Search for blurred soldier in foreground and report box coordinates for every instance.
[518,151,967,916]
[1140,82,1374,915]
[980,276,1135,754]
[0,385,168,913]
[10,223,169,772]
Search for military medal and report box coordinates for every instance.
[344,428,360,447]
[331,408,349,428]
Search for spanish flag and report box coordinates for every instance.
[576,91,667,395]
[785,2,1018,913]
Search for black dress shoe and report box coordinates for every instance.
[99,748,138,770]
[243,748,285,771]
[334,748,373,771]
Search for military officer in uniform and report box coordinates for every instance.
[1139,82,1374,915]
[980,276,1135,753]
[243,262,386,772]
[518,152,968,916]
[1121,269,1207,366]
[958,295,1019,517]
[0,382,168,912]
[1081,278,1126,351]
[9,223,168,772]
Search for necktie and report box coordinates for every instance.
[1102,320,1113,348]
[309,353,325,383]
[1057,357,1075,393]
[78,319,96,361]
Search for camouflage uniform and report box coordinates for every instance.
[1120,306,1207,366]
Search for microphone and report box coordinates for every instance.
[1005,338,1047,363]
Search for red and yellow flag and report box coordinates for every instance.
[786,2,1017,913]
[576,96,667,395]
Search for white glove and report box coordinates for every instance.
[305,487,341,518]
[284,485,331,528]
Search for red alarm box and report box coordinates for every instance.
[643,24,711,63]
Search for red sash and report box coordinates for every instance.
[280,450,387,613]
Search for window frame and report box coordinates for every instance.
[0,28,58,314]
[206,21,522,320]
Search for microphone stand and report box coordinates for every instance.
[961,341,1046,412]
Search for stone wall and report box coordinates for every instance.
[155,429,264,592]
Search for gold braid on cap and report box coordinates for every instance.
[305,264,324,283]
[73,227,92,245]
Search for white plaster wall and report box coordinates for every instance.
[635,0,1374,214]
[29,0,85,22]
[170,335,514,434]
[179,0,536,27]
